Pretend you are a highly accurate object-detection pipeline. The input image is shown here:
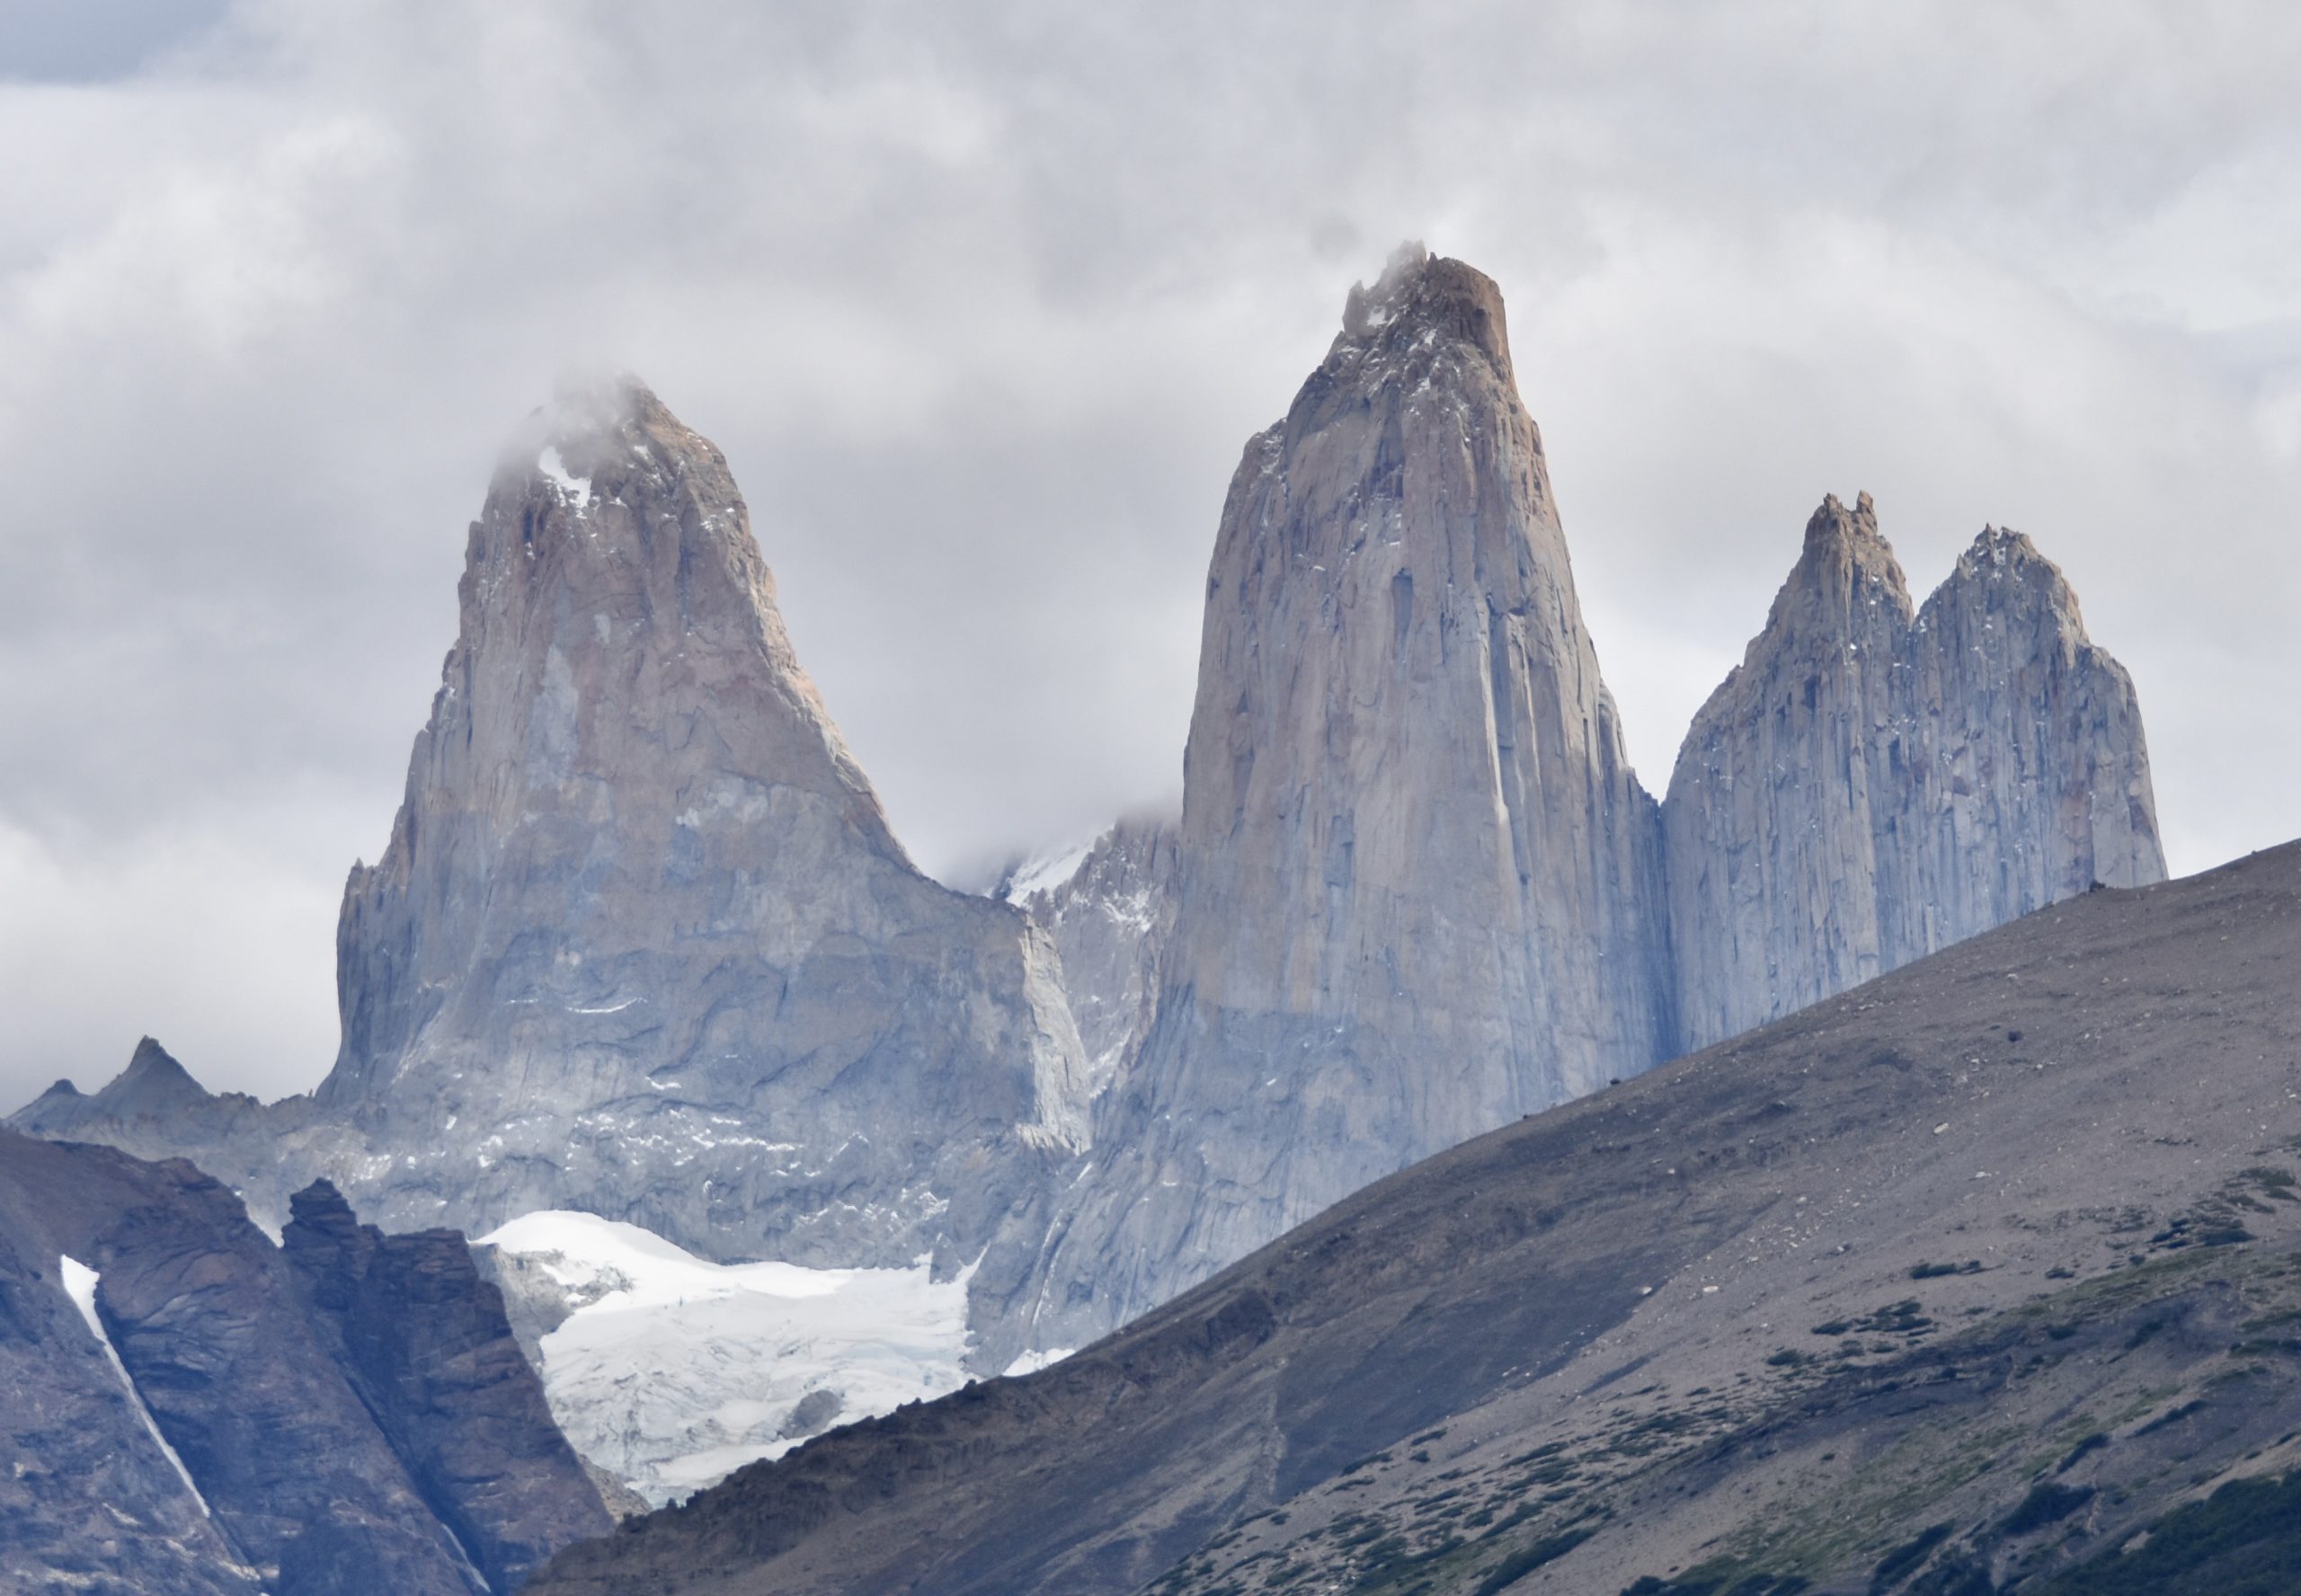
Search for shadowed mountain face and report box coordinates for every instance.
[0,1136,606,1594]
[529,840,2301,1596]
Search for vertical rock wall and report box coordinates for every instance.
[1027,249,1675,1342]
[1665,501,2164,1050]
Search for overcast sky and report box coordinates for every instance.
[2,1,2297,1109]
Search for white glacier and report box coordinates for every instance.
[476,1211,973,1506]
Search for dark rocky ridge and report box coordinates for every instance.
[280,1180,612,1589]
[0,1131,607,1594]
[528,839,2300,1596]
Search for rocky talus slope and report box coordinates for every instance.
[0,1132,607,1594]
[1665,493,2163,1051]
[529,840,2301,1596]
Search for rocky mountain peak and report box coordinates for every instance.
[100,1038,213,1119]
[1332,242,1514,389]
[1666,492,2163,1051]
[1768,489,1913,640]
[1936,523,2074,610]
[1026,246,1673,1344]
[282,377,1086,1293]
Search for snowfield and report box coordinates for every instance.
[476,1212,975,1506]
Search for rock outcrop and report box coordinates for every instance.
[281,1180,606,1590]
[1022,247,1675,1344]
[0,1129,607,1594]
[1664,495,2164,1049]
[999,813,1179,1102]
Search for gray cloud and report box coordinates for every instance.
[3,0,2297,1110]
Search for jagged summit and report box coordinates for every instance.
[1777,489,1908,607]
[1666,492,2164,1049]
[107,1038,212,1114]
[1805,487,1876,536]
[1939,522,2076,603]
[1332,243,1514,379]
[8,1038,214,1134]
[1339,239,1429,333]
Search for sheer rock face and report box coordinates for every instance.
[1023,250,1675,1343]
[308,379,1086,1270]
[14,385,1090,1293]
[1001,813,1180,1104]
[0,1130,608,1596]
[1664,497,2164,1050]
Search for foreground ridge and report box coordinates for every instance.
[529,840,2301,1596]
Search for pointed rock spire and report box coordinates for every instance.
[1030,249,1675,1343]
[1664,497,2164,1049]
[1907,522,2164,936]
[303,377,1086,1272]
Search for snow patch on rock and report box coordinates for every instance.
[537,446,592,509]
[1001,1344,1076,1378]
[59,1255,213,1517]
[1004,838,1097,903]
